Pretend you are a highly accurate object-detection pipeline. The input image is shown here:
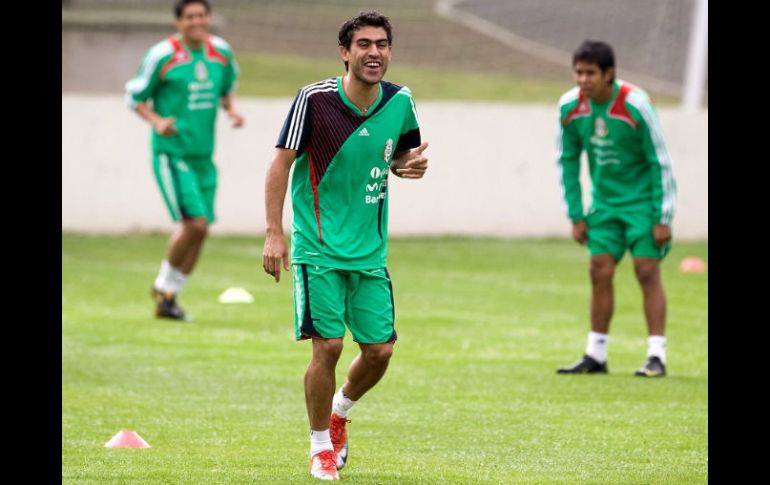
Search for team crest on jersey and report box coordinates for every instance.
[195,60,208,81]
[383,138,394,163]
[594,117,608,137]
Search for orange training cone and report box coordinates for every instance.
[679,257,706,273]
[105,430,151,448]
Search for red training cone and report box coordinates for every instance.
[104,430,151,448]
[679,257,705,273]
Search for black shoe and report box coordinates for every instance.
[634,356,666,377]
[151,287,191,322]
[557,354,608,374]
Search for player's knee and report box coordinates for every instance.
[184,218,209,239]
[363,344,393,366]
[589,259,614,284]
[634,261,660,286]
[314,338,344,365]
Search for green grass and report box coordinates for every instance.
[236,51,681,105]
[62,234,707,483]
[236,51,567,102]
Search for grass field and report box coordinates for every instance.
[234,51,680,105]
[62,234,707,483]
[234,51,573,104]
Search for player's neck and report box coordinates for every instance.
[342,74,380,114]
[180,34,205,51]
[590,83,614,103]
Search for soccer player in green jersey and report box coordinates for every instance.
[125,0,244,321]
[262,11,429,480]
[555,40,677,378]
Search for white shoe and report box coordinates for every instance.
[309,450,340,480]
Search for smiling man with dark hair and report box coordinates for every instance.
[262,10,429,481]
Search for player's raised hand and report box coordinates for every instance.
[154,117,178,136]
[394,142,429,179]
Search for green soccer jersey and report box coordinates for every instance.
[276,77,421,270]
[556,80,677,224]
[125,34,239,157]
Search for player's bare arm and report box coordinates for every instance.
[390,141,429,179]
[262,147,297,282]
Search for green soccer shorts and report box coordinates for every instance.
[292,264,397,344]
[152,152,217,222]
[586,209,671,262]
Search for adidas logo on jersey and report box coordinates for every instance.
[359,127,370,137]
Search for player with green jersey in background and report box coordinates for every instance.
[555,40,677,378]
[262,11,429,481]
[125,0,244,321]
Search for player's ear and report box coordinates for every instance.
[338,45,349,63]
[604,66,615,83]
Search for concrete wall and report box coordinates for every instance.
[62,95,708,239]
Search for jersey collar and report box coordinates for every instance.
[336,76,383,117]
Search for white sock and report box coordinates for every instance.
[585,331,609,363]
[332,387,356,418]
[309,429,333,457]
[153,260,175,293]
[170,267,188,294]
[647,335,667,364]
[153,260,187,294]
